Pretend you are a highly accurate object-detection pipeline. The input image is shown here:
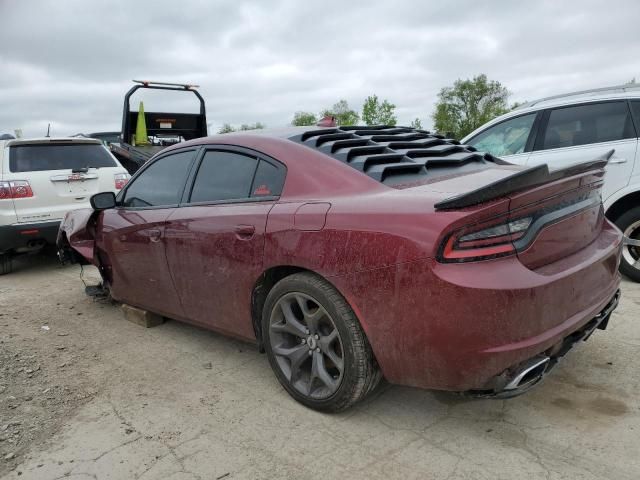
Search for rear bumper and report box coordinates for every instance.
[332,220,623,391]
[466,289,620,398]
[0,220,60,253]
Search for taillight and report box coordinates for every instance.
[0,180,34,199]
[114,173,130,190]
[440,216,532,262]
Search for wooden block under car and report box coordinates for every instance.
[121,304,165,328]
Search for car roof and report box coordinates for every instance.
[514,83,640,111]
[212,126,327,139]
[2,137,103,147]
[179,125,498,186]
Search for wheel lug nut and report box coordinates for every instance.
[308,350,313,356]
[315,347,320,352]
[305,329,310,334]
[301,339,306,344]
[314,334,319,340]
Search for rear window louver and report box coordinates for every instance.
[290,126,493,185]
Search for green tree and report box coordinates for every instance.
[320,100,359,126]
[361,94,397,126]
[432,74,510,139]
[218,122,265,134]
[218,123,235,134]
[292,112,317,126]
[409,118,423,129]
[239,122,265,131]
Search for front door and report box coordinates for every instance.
[99,149,197,318]
[164,148,286,339]
[464,112,538,166]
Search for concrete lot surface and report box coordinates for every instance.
[1,253,639,479]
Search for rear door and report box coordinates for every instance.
[164,147,286,339]
[100,149,197,318]
[6,141,126,223]
[525,101,638,202]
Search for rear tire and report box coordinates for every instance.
[0,253,13,275]
[614,206,640,282]
[262,272,380,412]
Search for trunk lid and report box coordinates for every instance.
[508,166,606,269]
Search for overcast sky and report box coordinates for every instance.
[1,0,638,137]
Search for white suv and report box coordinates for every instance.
[462,84,640,282]
[0,137,129,274]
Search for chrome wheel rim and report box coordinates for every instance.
[622,220,640,272]
[269,292,344,399]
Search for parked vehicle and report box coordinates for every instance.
[0,137,129,274]
[58,126,621,412]
[462,84,640,281]
[109,80,208,174]
[89,131,121,146]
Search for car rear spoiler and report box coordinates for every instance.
[434,150,614,211]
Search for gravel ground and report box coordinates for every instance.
[1,252,639,480]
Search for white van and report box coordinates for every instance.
[0,137,129,274]
[463,84,640,281]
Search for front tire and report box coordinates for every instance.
[614,206,640,282]
[0,253,12,275]
[262,273,380,412]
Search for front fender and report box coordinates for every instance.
[57,208,99,265]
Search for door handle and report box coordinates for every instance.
[148,229,162,242]
[609,158,627,164]
[234,224,255,239]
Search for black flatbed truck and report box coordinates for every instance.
[110,80,207,173]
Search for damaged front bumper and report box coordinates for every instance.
[466,289,621,399]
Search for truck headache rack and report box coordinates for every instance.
[111,80,208,174]
[290,126,496,185]
[122,80,207,144]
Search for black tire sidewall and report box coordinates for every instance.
[614,206,640,282]
[0,254,12,276]
[262,273,365,411]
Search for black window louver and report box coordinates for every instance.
[289,126,493,185]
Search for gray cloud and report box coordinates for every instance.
[1,0,638,137]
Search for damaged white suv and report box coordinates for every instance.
[0,137,129,274]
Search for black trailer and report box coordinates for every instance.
[110,80,207,173]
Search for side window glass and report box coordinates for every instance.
[251,160,285,197]
[466,113,536,157]
[190,150,258,203]
[542,102,634,150]
[122,151,194,207]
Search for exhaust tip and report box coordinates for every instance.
[504,355,550,391]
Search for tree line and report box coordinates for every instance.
[218,74,517,139]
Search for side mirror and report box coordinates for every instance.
[90,191,117,210]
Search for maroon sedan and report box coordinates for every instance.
[58,126,622,412]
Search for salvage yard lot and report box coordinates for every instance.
[1,253,639,480]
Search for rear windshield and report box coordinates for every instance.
[9,143,117,172]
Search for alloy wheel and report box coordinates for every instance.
[622,220,640,272]
[269,292,344,399]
